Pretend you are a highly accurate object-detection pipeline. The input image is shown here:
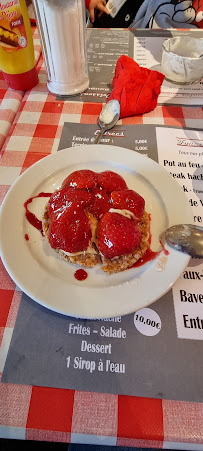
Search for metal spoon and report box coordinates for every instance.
[94,99,120,144]
[162,224,203,258]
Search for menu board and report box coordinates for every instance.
[2,123,203,403]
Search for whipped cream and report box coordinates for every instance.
[61,246,97,257]
[109,208,135,220]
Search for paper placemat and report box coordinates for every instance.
[58,123,158,162]
[132,29,203,106]
[57,29,134,103]
[2,122,203,402]
[2,289,202,402]
[57,28,203,105]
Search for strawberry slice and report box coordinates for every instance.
[88,187,111,219]
[97,171,127,193]
[48,187,93,218]
[48,203,92,253]
[98,211,142,259]
[62,170,98,189]
[110,189,145,221]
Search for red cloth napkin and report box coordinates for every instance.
[108,55,165,119]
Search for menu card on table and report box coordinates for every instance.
[2,123,203,402]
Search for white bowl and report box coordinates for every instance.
[161,36,203,84]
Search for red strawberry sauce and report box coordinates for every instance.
[160,240,170,256]
[131,245,169,269]
[24,192,52,236]
[132,247,159,268]
[74,269,88,281]
[132,214,169,268]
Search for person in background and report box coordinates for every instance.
[86,0,203,29]
[25,0,203,30]
[87,0,110,23]
[86,0,143,27]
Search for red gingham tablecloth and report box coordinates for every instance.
[0,29,203,449]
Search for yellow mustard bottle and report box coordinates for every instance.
[0,0,38,90]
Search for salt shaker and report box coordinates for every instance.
[33,0,89,95]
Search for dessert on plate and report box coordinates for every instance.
[42,169,150,274]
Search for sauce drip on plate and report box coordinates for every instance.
[131,247,159,268]
[24,192,52,236]
[74,269,88,281]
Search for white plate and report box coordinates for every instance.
[0,145,192,319]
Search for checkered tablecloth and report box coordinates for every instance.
[0,29,203,449]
